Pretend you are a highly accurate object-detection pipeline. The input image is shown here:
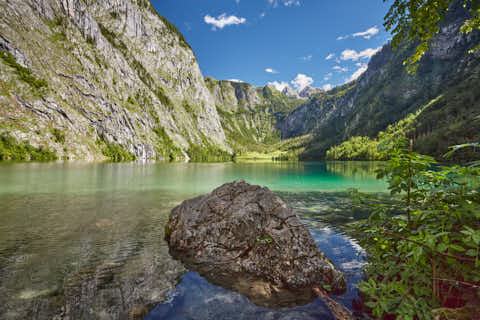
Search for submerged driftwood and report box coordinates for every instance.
[165,180,348,309]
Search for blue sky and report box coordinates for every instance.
[151,0,392,92]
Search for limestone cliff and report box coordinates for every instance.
[0,0,227,161]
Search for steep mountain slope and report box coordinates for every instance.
[1,0,477,163]
[280,2,480,160]
[0,0,227,161]
[205,77,305,154]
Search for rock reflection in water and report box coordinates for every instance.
[149,190,377,319]
[146,272,335,320]
[168,260,319,309]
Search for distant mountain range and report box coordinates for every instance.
[0,0,478,161]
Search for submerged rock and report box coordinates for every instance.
[165,180,346,307]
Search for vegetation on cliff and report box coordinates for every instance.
[322,0,480,163]
[303,35,480,161]
[385,0,480,72]
[0,51,48,91]
[0,0,228,162]
[0,134,57,161]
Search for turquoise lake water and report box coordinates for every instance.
[0,161,387,319]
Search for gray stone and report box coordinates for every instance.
[282,86,301,99]
[165,180,346,307]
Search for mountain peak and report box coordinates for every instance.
[282,86,300,99]
[298,86,325,98]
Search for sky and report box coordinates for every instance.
[151,0,392,92]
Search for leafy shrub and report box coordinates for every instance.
[186,144,232,162]
[326,136,386,161]
[355,138,480,319]
[0,51,48,90]
[51,128,66,144]
[98,23,127,52]
[0,134,57,161]
[109,11,120,19]
[51,31,67,42]
[86,35,96,46]
[127,96,136,105]
[47,16,67,29]
[96,136,136,162]
[152,126,181,160]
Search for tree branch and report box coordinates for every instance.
[381,230,476,262]
[431,277,480,289]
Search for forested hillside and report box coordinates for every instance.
[283,1,480,161]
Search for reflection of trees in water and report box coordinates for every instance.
[326,161,385,180]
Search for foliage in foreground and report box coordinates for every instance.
[355,138,480,319]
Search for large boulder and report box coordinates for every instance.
[165,180,346,307]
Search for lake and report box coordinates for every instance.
[0,161,387,319]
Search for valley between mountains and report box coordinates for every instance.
[0,0,479,162]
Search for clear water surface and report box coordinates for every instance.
[0,161,387,319]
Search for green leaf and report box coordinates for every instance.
[466,249,478,257]
[449,244,466,252]
[437,243,449,252]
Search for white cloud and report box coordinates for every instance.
[291,73,313,92]
[340,47,381,61]
[337,25,379,41]
[352,26,379,39]
[268,0,301,7]
[265,68,279,74]
[228,79,244,83]
[325,53,335,60]
[333,65,348,72]
[300,54,312,61]
[268,81,290,91]
[322,84,333,91]
[283,0,301,6]
[268,0,277,7]
[235,0,240,4]
[204,14,246,30]
[323,72,333,81]
[260,12,265,18]
[345,64,368,82]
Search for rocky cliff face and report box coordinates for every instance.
[0,0,227,160]
[282,86,300,99]
[279,2,480,159]
[205,78,304,152]
[298,86,324,99]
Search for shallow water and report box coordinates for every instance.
[0,161,386,319]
